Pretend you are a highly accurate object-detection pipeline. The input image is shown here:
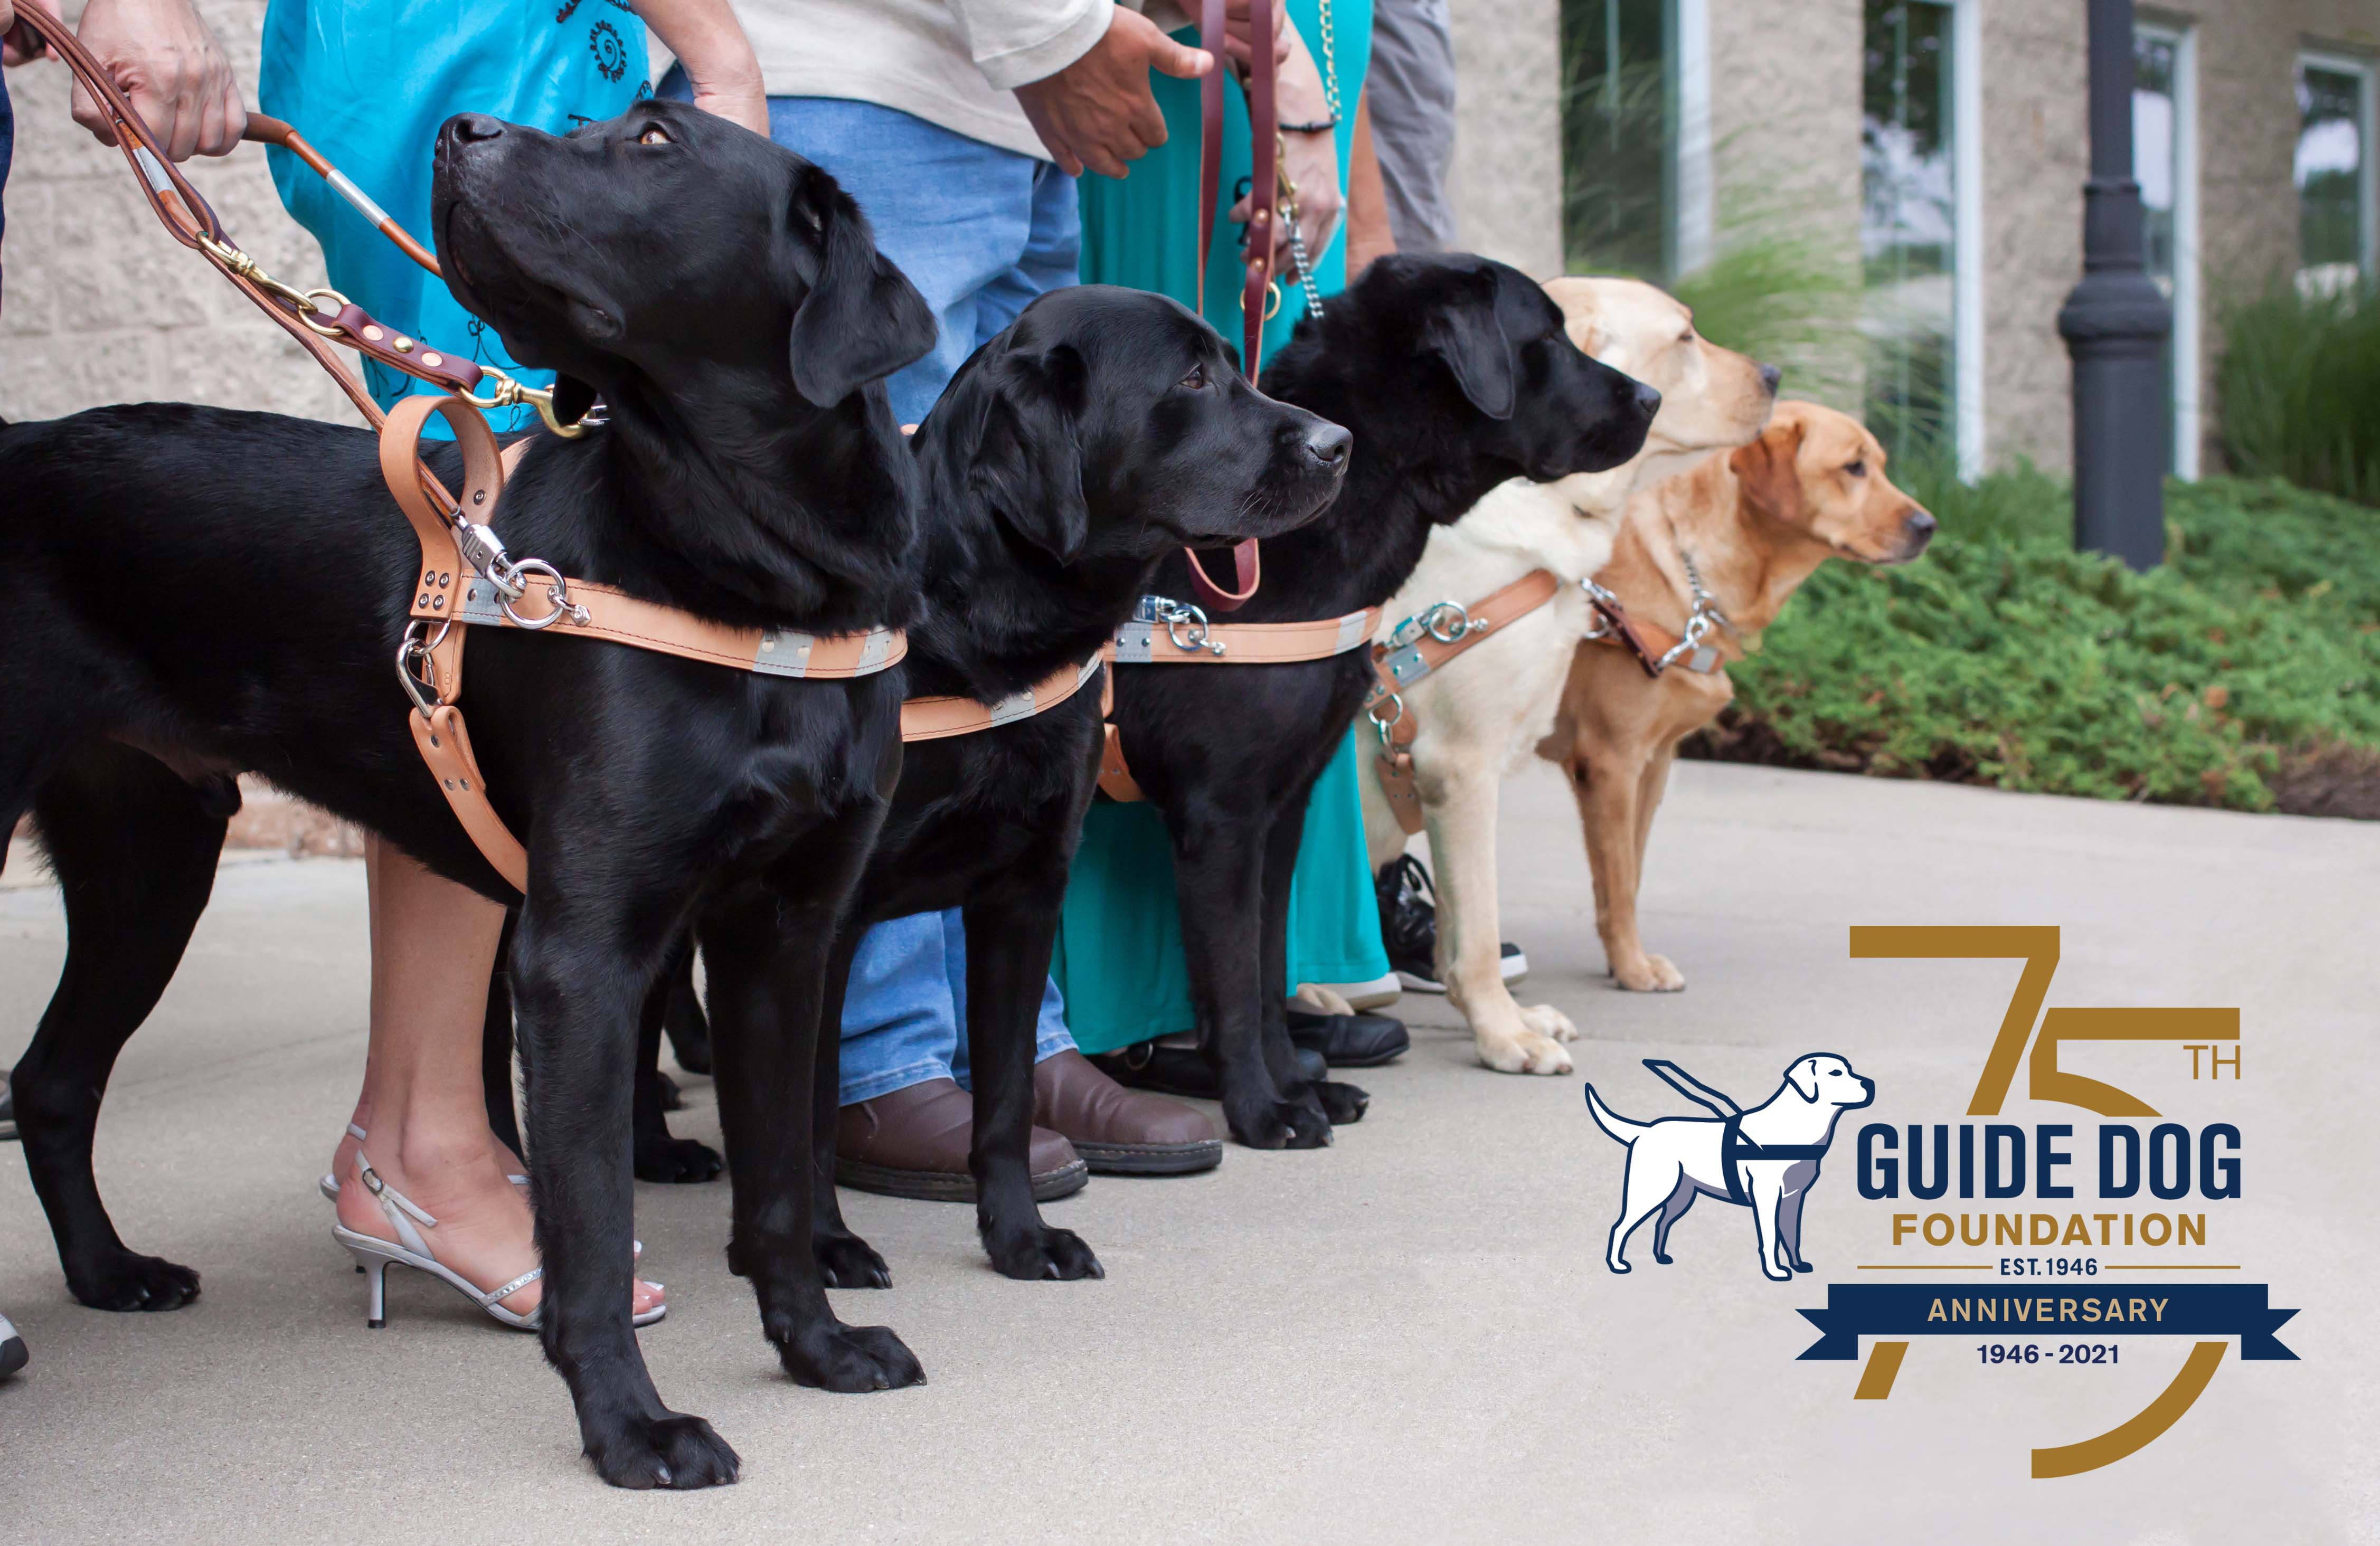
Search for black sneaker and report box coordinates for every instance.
[1,1067,15,1143]
[0,1312,25,1379]
[1374,855,1528,994]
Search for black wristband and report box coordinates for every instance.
[1279,117,1339,135]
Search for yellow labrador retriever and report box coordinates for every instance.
[1359,277,1775,1074]
[1542,401,1934,993]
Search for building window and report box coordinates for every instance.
[2297,52,2376,290]
[1860,1,1964,468]
[1560,0,1674,278]
[2137,23,2197,478]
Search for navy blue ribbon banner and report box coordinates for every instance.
[1797,1283,2298,1362]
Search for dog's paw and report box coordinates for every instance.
[1476,1030,1573,1076]
[1652,1249,1674,1266]
[815,1231,891,1289]
[68,1250,202,1313]
[775,1319,927,1392]
[1792,1260,1814,1274]
[1519,1003,1580,1043]
[1607,1257,1632,1275]
[1223,1093,1334,1151]
[1762,1265,1795,1283]
[983,1223,1104,1282]
[1612,954,1686,993]
[635,1135,724,1184]
[1312,1079,1369,1125]
[583,1411,741,1490]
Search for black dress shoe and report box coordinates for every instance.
[1092,1042,1328,1099]
[1375,855,1529,993]
[1286,1009,1410,1068]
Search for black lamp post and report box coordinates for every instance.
[2056,0,2173,570]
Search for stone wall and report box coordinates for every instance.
[0,0,350,424]
[1446,0,1564,276]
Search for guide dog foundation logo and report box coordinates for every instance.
[1585,1055,1873,1280]
[1592,926,2298,1478]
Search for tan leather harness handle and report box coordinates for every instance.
[1365,570,1565,835]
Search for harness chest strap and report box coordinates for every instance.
[1581,577,1727,680]
[1095,598,1385,803]
[381,398,914,891]
[1366,569,1564,836]
[1718,1115,1829,1207]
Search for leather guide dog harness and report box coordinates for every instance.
[31,4,1094,893]
[1363,570,1563,835]
[1581,543,1733,680]
[1095,597,1385,802]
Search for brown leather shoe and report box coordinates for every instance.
[1034,1049,1222,1175]
[836,1077,1087,1203]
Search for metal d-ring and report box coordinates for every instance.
[497,559,591,631]
[1421,600,1473,644]
[1159,600,1224,656]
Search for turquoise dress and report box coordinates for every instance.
[1053,0,1385,1054]
[259,0,651,433]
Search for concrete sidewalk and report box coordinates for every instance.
[1,763,2371,1544]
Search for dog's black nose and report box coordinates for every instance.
[448,113,506,144]
[1304,423,1352,470]
[1631,380,1663,420]
[1759,363,1782,395]
[1906,508,1938,538]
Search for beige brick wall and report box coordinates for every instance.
[1,0,350,425]
[1977,0,2088,475]
[1447,0,1564,276]
[1710,0,1864,406]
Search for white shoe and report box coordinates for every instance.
[333,1150,664,1332]
[0,1312,26,1379]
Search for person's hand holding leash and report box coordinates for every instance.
[1223,17,1340,280]
[1017,6,1212,179]
[60,0,245,160]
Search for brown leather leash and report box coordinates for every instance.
[20,7,1106,892]
[1185,0,1280,614]
[1362,570,1563,835]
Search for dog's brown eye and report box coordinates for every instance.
[638,125,672,146]
[1180,363,1207,391]
[1845,460,1867,478]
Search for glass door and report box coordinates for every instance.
[1861,1,1959,466]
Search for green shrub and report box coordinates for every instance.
[1686,473,2380,817]
[2215,278,2380,505]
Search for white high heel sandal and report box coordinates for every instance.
[319,1123,527,1201]
[332,1151,665,1332]
[320,1125,643,1276]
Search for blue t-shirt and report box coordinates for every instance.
[259,0,650,431]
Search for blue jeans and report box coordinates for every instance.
[662,82,1081,1101]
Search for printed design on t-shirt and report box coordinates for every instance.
[589,18,629,83]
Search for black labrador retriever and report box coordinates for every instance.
[810,285,1347,1286]
[1105,254,1660,1149]
[4,101,933,1488]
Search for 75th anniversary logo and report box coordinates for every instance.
[1585,925,2296,1478]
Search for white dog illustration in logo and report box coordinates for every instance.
[1585,1055,1875,1281]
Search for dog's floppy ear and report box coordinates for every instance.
[1785,1057,1821,1103]
[787,165,938,407]
[1421,271,1516,421]
[1730,412,1808,523]
[969,345,1091,564]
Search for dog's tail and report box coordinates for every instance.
[1583,1083,1652,1146]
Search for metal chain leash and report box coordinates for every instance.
[1279,0,1337,324]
